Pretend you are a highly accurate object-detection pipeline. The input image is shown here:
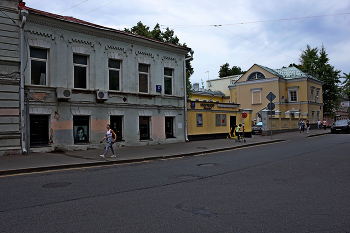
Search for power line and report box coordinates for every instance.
[81,0,118,15]
[58,0,89,14]
[238,0,334,66]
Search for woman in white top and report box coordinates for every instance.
[100,124,117,158]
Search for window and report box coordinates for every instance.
[310,87,315,102]
[251,88,261,104]
[139,64,149,93]
[165,117,174,138]
[316,89,320,103]
[164,68,173,95]
[30,47,47,85]
[196,113,203,127]
[288,87,298,102]
[73,116,89,143]
[139,116,150,140]
[73,54,88,89]
[247,72,265,81]
[216,114,227,126]
[110,115,123,140]
[109,59,120,91]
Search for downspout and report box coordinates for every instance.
[20,9,28,154]
[183,50,194,142]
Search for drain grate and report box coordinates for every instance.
[42,182,72,188]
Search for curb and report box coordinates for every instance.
[0,139,284,176]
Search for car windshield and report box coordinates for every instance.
[254,122,263,126]
[334,120,349,125]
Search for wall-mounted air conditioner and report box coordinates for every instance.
[56,88,72,99]
[96,91,108,100]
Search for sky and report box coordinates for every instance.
[24,0,350,86]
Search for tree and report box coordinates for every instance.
[124,22,193,99]
[299,44,342,117]
[342,72,350,98]
[218,63,244,78]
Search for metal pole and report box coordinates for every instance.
[26,93,30,154]
[270,100,273,140]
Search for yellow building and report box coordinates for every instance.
[187,87,252,140]
[229,64,323,125]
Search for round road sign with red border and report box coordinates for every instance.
[242,113,248,118]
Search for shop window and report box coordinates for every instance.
[164,68,173,95]
[30,47,47,85]
[73,54,88,89]
[110,115,123,140]
[196,113,203,127]
[73,116,89,143]
[30,115,49,145]
[165,117,174,138]
[139,116,150,140]
[216,114,227,126]
[109,59,120,91]
[139,64,149,93]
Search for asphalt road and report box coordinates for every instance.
[1,134,349,233]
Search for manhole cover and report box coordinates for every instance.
[42,182,72,188]
[197,163,217,167]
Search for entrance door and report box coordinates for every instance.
[30,115,49,145]
[165,117,174,138]
[139,116,150,140]
[110,116,123,141]
[230,116,236,129]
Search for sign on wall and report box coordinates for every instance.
[196,113,203,127]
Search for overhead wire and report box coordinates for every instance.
[58,0,89,14]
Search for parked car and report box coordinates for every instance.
[331,119,350,134]
[252,122,263,135]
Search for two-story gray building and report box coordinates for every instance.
[1,0,192,155]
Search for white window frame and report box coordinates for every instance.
[164,68,173,95]
[73,54,89,89]
[251,88,262,104]
[138,63,149,93]
[310,87,315,102]
[108,59,121,91]
[316,89,320,103]
[287,87,298,102]
[30,47,48,86]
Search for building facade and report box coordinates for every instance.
[229,64,323,125]
[0,1,192,155]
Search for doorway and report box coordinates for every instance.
[230,116,237,129]
[110,116,123,141]
[30,115,49,145]
[165,117,174,138]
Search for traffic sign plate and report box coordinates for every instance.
[242,113,248,118]
[266,92,276,101]
[267,102,275,110]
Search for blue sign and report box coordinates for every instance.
[191,102,195,108]
[156,85,162,92]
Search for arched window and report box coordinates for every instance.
[247,72,265,81]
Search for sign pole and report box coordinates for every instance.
[270,100,273,140]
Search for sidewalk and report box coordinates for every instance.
[0,129,331,175]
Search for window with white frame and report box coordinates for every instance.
[251,88,261,104]
[164,68,173,95]
[73,54,88,89]
[316,89,320,103]
[30,47,47,85]
[288,87,298,102]
[310,87,315,102]
[109,59,121,91]
[139,64,149,93]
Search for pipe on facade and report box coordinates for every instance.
[183,50,194,142]
[20,9,28,154]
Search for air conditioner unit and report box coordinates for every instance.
[96,91,108,100]
[56,88,72,99]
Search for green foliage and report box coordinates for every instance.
[218,63,244,78]
[342,72,350,98]
[124,22,193,99]
[299,44,342,117]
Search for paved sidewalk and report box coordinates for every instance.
[0,129,330,175]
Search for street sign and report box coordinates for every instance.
[242,113,248,118]
[267,102,275,110]
[266,92,276,101]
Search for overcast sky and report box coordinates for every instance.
[24,0,350,86]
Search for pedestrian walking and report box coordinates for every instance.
[100,124,117,158]
[317,119,322,130]
[301,119,305,132]
[235,124,241,142]
[298,119,302,133]
[306,120,310,134]
[323,119,327,130]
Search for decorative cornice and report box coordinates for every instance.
[105,45,127,53]
[135,50,154,58]
[27,30,55,40]
[68,38,94,47]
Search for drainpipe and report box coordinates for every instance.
[20,9,29,154]
[183,50,194,142]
